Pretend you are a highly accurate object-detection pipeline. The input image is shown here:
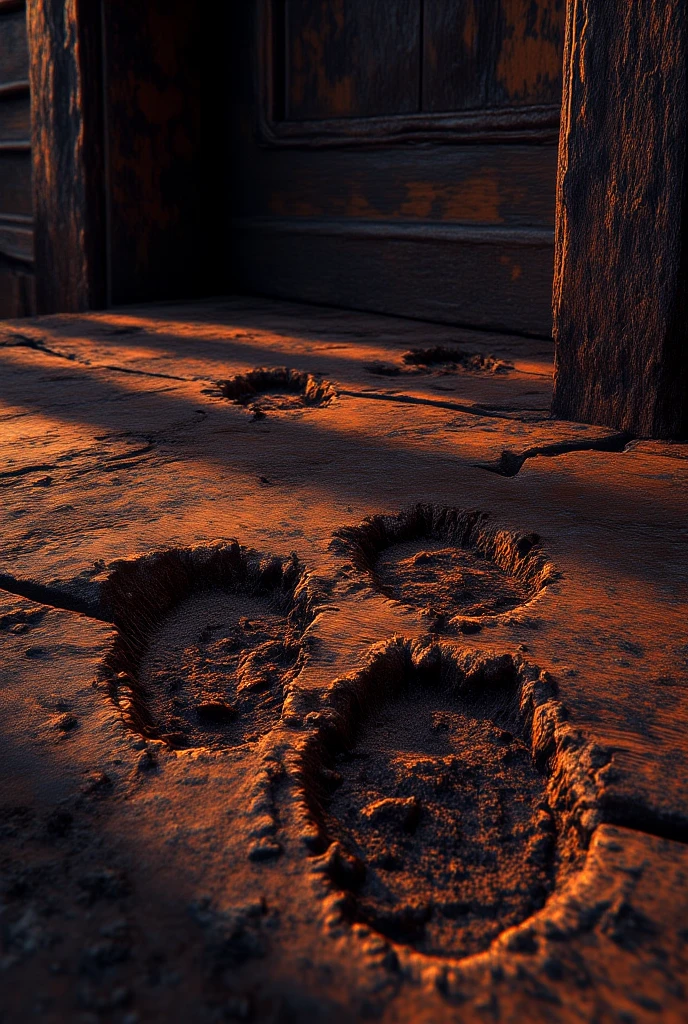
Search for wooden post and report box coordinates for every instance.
[552,2,688,439]
[27,0,105,313]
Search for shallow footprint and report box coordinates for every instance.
[214,367,336,417]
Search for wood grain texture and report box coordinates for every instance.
[422,0,565,113]
[232,218,554,335]
[103,0,228,305]
[422,0,495,113]
[27,0,105,313]
[240,144,558,227]
[553,1,688,439]
[0,6,28,85]
[260,105,562,148]
[285,0,421,120]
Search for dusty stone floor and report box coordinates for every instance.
[0,296,686,1023]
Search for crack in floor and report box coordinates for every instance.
[337,388,549,422]
[0,573,110,622]
[0,334,198,384]
[0,462,56,480]
[475,432,634,476]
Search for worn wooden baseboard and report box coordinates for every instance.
[233,218,554,337]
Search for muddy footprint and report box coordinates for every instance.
[402,346,513,374]
[212,367,336,417]
[334,504,556,627]
[100,543,311,749]
[365,347,513,377]
[302,643,571,960]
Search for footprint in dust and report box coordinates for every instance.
[302,644,563,960]
[364,347,513,377]
[209,367,337,418]
[100,544,310,749]
[333,504,556,628]
[376,539,527,617]
[139,591,300,748]
[401,346,513,374]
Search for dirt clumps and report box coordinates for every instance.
[376,539,529,618]
[100,543,312,749]
[364,347,513,376]
[301,644,565,960]
[333,504,556,627]
[138,591,301,749]
[402,346,513,374]
[214,367,336,416]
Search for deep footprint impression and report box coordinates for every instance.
[303,645,567,960]
[214,366,336,416]
[100,543,310,749]
[139,591,299,748]
[334,504,555,625]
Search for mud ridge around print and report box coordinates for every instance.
[211,367,337,417]
[298,641,600,962]
[365,346,513,377]
[333,504,557,629]
[99,543,312,750]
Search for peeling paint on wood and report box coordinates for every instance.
[423,0,565,113]
[285,0,421,120]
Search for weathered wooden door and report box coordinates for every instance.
[231,1,565,336]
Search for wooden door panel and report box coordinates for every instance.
[489,0,565,106]
[234,220,554,334]
[231,1,564,336]
[421,1,497,113]
[422,0,565,112]
[0,91,29,141]
[285,0,421,120]
[239,145,557,227]
[0,7,29,85]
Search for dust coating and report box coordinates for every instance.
[319,673,555,958]
[375,538,530,617]
[100,543,309,749]
[139,591,300,749]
